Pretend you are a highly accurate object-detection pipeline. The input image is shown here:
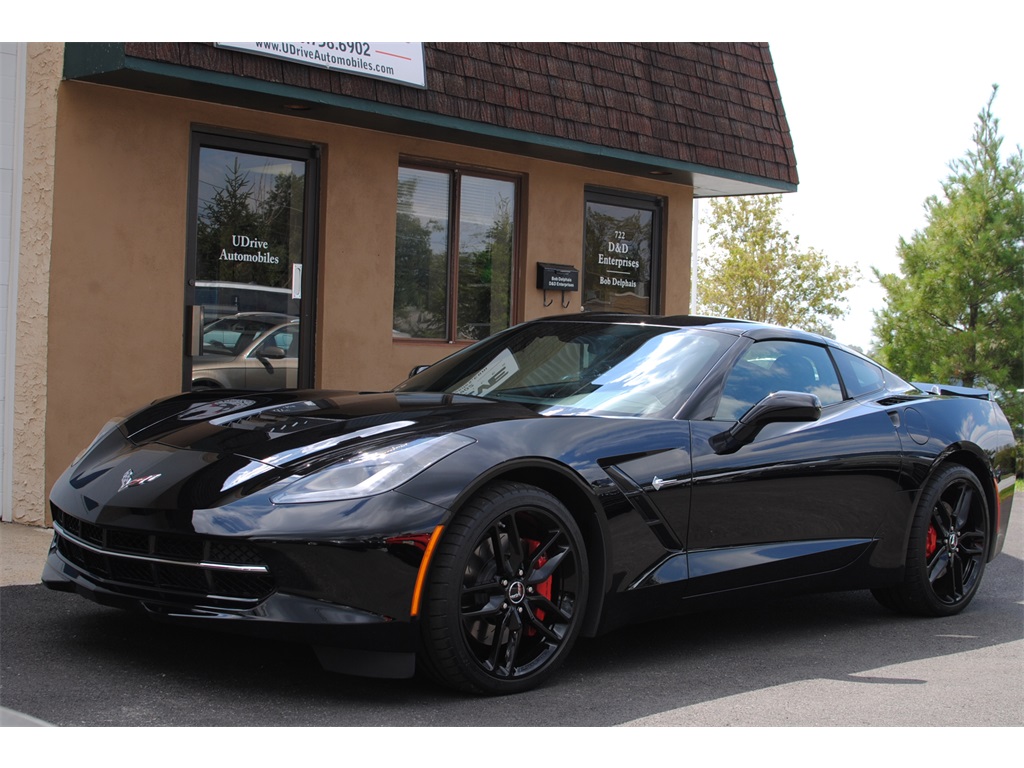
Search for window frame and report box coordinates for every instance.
[393,159,523,345]
[712,339,845,421]
[832,348,887,399]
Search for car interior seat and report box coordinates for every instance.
[770,354,817,393]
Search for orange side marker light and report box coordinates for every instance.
[410,525,445,617]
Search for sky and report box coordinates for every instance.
[762,29,1024,351]
[12,2,1024,355]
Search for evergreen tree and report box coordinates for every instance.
[873,86,1023,397]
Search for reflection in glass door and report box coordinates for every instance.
[185,134,318,391]
[582,189,662,315]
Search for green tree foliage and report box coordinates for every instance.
[697,195,856,337]
[873,87,1023,397]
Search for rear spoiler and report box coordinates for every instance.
[912,382,993,401]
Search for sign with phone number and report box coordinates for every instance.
[216,42,426,88]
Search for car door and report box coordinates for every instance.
[685,339,903,593]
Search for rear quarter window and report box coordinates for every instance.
[834,349,885,397]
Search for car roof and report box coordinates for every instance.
[218,312,299,325]
[534,312,889,367]
[535,312,833,343]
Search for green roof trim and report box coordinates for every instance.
[63,43,127,79]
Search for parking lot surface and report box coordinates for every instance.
[1,520,1021,727]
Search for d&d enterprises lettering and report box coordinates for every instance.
[598,254,640,270]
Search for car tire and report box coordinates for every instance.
[872,464,988,616]
[418,481,588,695]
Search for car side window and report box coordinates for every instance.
[715,340,843,420]
[833,349,885,397]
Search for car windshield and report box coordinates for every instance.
[201,318,277,356]
[395,320,735,418]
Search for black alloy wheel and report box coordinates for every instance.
[872,464,989,616]
[418,481,588,695]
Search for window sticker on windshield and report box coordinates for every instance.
[454,348,519,397]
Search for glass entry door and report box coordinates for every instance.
[582,189,662,315]
[185,133,318,391]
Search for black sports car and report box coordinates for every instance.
[44,314,1017,694]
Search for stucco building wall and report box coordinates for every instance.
[11,43,61,525]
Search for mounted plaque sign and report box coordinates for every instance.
[537,263,579,308]
[537,263,579,291]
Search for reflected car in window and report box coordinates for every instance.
[191,312,299,391]
[45,314,1017,695]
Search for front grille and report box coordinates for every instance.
[51,504,275,607]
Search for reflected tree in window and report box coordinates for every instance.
[458,187,513,341]
[259,172,305,277]
[393,167,517,341]
[196,156,304,291]
[197,159,260,281]
[393,170,449,339]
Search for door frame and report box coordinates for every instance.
[183,128,320,391]
[582,186,665,315]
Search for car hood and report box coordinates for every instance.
[191,353,241,369]
[54,391,541,516]
[121,390,539,468]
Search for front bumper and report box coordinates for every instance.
[42,520,425,679]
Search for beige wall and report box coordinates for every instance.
[11,44,62,525]
[39,81,694,514]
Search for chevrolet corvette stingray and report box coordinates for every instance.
[44,314,1017,694]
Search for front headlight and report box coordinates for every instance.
[270,433,475,504]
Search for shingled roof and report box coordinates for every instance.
[72,42,798,196]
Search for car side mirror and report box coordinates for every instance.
[258,346,286,360]
[409,364,431,378]
[709,391,821,455]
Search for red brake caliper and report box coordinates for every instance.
[524,539,552,633]
[925,525,938,557]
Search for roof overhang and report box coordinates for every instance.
[63,43,796,198]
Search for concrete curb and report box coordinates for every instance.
[0,522,53,587]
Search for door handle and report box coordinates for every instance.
[188,305,204,357]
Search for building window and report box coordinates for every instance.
[393,164,517,341]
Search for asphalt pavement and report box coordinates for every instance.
[1,518,1021,728]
